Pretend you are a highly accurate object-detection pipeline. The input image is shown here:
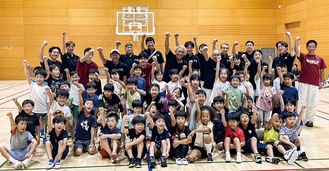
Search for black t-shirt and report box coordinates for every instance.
[19,111,40,138]
[249,61,268,90]
[144,92,163,110]
[61,53,79,80]
[46,77,63,95]
[151,126,170,142]
[75,110,97,140]
[94,80,102,96]
[239,122,259,142]
[128,128,146,143]
[199,54,225,89]
[143,49,164,64]
[41,59,63,73]
[213,108,228,143]
[100,93,121,111]
[163,50,188,82]
[183,54,201,70]
[104,60,128,81]
[119,54,139,71]
[49,129,68,147]
[220,54,232,70]
[272,53,296,72]
[170,125,191,141]
[238,51,255,64]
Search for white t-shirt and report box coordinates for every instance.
[209,79,230,103]
[50,101,72,118]
[30,82,50,113]
[152,79,167,94]
[69,83,84,106]
[194,121,214,147]
[243,81,255,100]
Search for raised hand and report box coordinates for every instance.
[62,32,66,37]
[174,33,179,38]
[296,36,301,42]
[165,32,170,37]
[286,31,291,37]
[116,41,121,47]
[42,41,48,47]
[234,41,238,45]
[193,36,197,41]
[214,38,218,43]
[97,47,103,52]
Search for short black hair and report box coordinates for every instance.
[89,68,99,75]
[184,41,194,48]
[153,114,165,122]
[168,99,178,107]
[283,72,295,80]
[108,113,119,121]
[15,115,28,124]
[139,52,149,59]
[56,89,69,99]
[70,71,80,77]
[86,82,97,90]
[175,111,187,119]
[60,81,70,88]
[22,99,34,107]
[133,64,143,71]
[245,40,254,46]
[196,89,206,97]
[169,69,179,76]
[199,43,207,50]
[132,115,146,125]
[132,100,143,108]
[263,73,272,80]
[230,74,241,82]
[35,69,47,78]
[103,83,114,92]
[282,112,295,119]
[306,40,317,47]
[127,78,137,85]
[125,43,133,48]
[145,37,155,45]
[49,64,59,72]
[84,98,94,105]
[284,98,297,106]
[48,46,61,54]
[84,47,92,54]
[276,41,288,48]
[227,112,240,121]
[52,116,67,124]
[212,96,224,104]
[110,69,120,75]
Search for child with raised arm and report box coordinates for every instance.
[45,112,69,169]
[122,115,147,168]
[88,69,102,96]
[74,88,97,156]
[23,59,50,144]
[147,114,171,168]
[223,75,245,114]
[263,113,282,164]
[119,78,141,115]
[130,63,146,91]
[98,108,121,164]
[212,96,228,150]
[0,113,37,169]
[221,111,245,163]
[13,98,40,145]
[39,41,63,77]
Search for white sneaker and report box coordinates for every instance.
[47,160,54,169]
[181,158,188,165]
[54,160,61,169]
[175,158,182,165]
[225,152,231,162]
[21,154,33,168]
[284,147,296,160]
[236,153,242,163]
[12,159,21,169]
[288,150,298,165]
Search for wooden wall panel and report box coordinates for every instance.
[1,0,279,79]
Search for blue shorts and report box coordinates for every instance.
[8,146,30,161]
[243,138,269,154]
[74,139,92,152]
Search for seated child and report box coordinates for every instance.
[263,113,282,164]
[98,108,121,164]
[211,96,227,150]
[121,115,147,168]
[88,69,102,96]
[0,113,37,169]
[82,82,100,115]
[45,112,69,169]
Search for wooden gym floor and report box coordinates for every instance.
[1,80,329,171]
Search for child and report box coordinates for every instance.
[230,53,245,72]
[280,72,299,110]
[125,100,145,129]
[119,78,141,115]
[88,68,102,96]
[209,57,230,103]
[82,82,100,115]
[280,107,308,161]
[130,64,146,91]
[185,74,202,117]
[151,69,167,98]
[13,98,40,145]
[45,64,63,96]
[98,108,121,164]
[23,60,49,143]
[221,111,245,163]
[263,113,282,164]
[137,52,159,90]
[170,111,192,165]
[45,113,69,169]
[99,83,121,113]
[187,104,215,163]
[136,83,164,112]
[223,75,244,114]
[167,68,186,101]
[243,62,255,99]
[0,113,37,169]
[162,86,184,114]
[105,69,124,100]
[187,90,207,131]
[147,114,171,168]
[212,96,227,150]
[121,115,147,168]
[74,88,98,156]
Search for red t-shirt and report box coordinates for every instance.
[224,125,245,143]
[299,52,327,86]
[76,60,98,87]
[142,63,152,90]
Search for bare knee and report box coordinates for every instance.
[203,134,211,143]
[75,149,82,156]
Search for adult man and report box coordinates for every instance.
[272,32,296,72]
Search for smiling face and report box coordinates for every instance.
[175,47,185,60]
[221,44,229,55]
[220,70,228,82]
[254,51,262,61]
[135,122,145,133]
[155,118,166,130]
[213,101,224,111]
[245,43,254,52]
[307,43,317,55]
[71,73,80,83]
[23,103,34,114]
[186,45,193,55]
[228,119,239,130]
[285,103,296,113]
[125,45,134,54]
[147,41,155,50]
[134,68,142,77]
[230,77,240,88]
[155,72,163,82]
[66,43,75,54]
[201,110,211,125]
[35,74,45,85]
[110,52,120,63]
[49,49,60,61]
[57,95,68,106]
[150,86,159,97]
[277,43,288,54]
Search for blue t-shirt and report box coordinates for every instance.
[101,125,121,143]
[134,76,146,91]
[281,84,299,101]
[75,110,97,140]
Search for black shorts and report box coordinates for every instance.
[191,146,214,158]
[124,145,147,159]
[52,145,69,159]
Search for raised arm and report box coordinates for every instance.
[255,60,262,81]
[251,106,258,124]
[220,109,227,127]
[45,87,54,106]
[295,36,301,58]
[80,49,93,63]
[39,41,48,63]
[23,60,32,85]
[12,98,22,113]
[115,41,121,49]
[64,68,70,82]
[195,98,201,123]
[268,56,273,75]
[165,32,171,55]
[277,67,284,84]
[232,41,238,55]
[7,112,16,131]
[47,112,53,133]
[243,61,250,79]
[62,32,66,54]
[215,56,221,80]
[201,46,209,61]
[43,56,50,80]
[224,90,230,109]
[193,36,199,54]
[265,113,278,131]
[279,90,285,112]
[130,63,136,78]
[212,38,218,51]
[146,112,155,129]
[97,47,107,65]
[260,65,267,84]
[179,65,187,80]
[286,32,296,57]
[78,88,84,113]
[174,33,180,47]
[104,68,110,83]
[140,34,146,52]
[121,115,129,134]
[169,106,176,127]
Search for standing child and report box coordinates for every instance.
[45,113,69,169]
[119,78,141,115]
[212,96,227,150]
[0,113,38,169]
[223,75,245,114]
[121,115,147,168]
[88,69,102,96]
[98,108,121,164]
[130,64,146,91]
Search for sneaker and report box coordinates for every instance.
[21,154,33,168]
[236,153,242,163]
[300,152,309,161]
[284,147,296,160]
[43,138,47,145]
[207,153,213,163]
[225,152,231,163]
[160,156,167,167]
[54,160,61,169]
[288,150,298,165]
[305,121,313,127]
[47,160,54,169]
[135,158,142,168]
[272,157,281,164]
[150,156,156,168]
[175,158,182,165]
[111,153,118,164]
[12,160,22,169]
[129,158,135,168]
[181,158,188,165]
[254,153,262,164]
[40,129,45,137]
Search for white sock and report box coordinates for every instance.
[8,157,16,163]
[300,147,305,153]
[204,143,212,154]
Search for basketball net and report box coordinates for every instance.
[132,31,139,42]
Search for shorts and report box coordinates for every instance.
[72,105,79,118]
[258,110,271,123]
[74,139,92,152]
[191,145,214,158]
[98,145,121,158]
[242,138,268,153]
[8,146,30,161]
[52,145,69,159]
[124,145,146,159]
[35,113,47,119]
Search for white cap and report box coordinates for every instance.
[110,49,120,55]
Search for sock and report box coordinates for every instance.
[300,147,305,153]
[237,152,241,156]
[8,157,16,163]
[204,143,212,154]
[162,154,166,157]
[226,151,230,155]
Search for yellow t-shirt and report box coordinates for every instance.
[264,127,279,144]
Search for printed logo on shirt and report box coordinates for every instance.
[118,68,124,71]
[81,120,89,131]
[306,59,319,65]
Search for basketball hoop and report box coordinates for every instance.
[132,31,140,42]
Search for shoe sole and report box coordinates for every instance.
[288,151,298,165]
[272,157,281,164]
